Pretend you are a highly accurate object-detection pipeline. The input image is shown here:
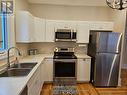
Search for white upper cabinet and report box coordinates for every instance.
[16,11,34,43]
[54,20,77,30]
[77,21,90,43]
[90,21,114,31]
[16,11,114,43]
[45,20,55,42]
[34,17,45,42]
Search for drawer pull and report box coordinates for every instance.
[83,59,86,61]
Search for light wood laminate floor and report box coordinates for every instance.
[41,69,127,95]
[41,83,99,95]
[40,83,127,95]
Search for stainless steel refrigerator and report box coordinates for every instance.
[88,31,122,87]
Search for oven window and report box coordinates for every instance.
[54,62,75,77]
[55,32,71,39]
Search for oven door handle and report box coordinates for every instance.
[54,59,77,63]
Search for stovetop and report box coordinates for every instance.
[53,52,77,59]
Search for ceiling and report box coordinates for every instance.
[27,0,108,6]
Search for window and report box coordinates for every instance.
[0,15,7,51]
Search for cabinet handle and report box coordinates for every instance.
[83,59,86,61]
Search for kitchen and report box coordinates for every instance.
[0,0,127,95]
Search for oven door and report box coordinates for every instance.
[55,32,72,41]
[54,59,77,78]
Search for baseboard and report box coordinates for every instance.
[121,64,127,69]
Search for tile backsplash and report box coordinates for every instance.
[16,43,30,56]
[28,42,88,54]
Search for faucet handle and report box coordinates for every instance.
[14,57,19,64]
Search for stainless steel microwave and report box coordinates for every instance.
[55,29,77,42]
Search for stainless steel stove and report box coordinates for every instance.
[53,47,77,81]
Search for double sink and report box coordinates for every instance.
[0,62,37,77]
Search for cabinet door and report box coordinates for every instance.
[41,63,45,86]
[90,21,114,31]
[44,58,53,81]
[34,17,45,42]
[54,20,76,30]
[77,58,91,82]
[45,20,55,42]
[27,67,42,95]
[77,22,90,43]
[16,11,34,43]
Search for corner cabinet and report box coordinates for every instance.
[77,58,91,82]
[16,11,34,43]
[76,21,90,43]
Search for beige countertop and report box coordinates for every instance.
[75,54,91,59]
[0,54,90,95]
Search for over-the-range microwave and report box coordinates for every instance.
[55,29,77,42]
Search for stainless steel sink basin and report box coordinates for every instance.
[0,68,32,77]
[12,62,37,68]
[0,62,37,77]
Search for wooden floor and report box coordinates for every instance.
[41,69,127,95]
[96,87,127,95]
[41,83,99,95]
[40,83,127,95]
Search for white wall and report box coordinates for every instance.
[29,4,112,21]
[110,10,126,33]
[15,0,30,11]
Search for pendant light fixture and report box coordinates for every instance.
[106,0,127,10]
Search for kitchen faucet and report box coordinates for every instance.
[7,47,22,68]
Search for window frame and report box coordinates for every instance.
[0,15,8,52]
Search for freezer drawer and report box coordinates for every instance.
[94,53,120,87]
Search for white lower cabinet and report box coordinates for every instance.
[77,58,91,82]
[27,66,42,95]
[41,62,45,86]
[43,58,53,81]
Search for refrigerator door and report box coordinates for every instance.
[97,32,122,53]
[88,32,108,57]
[94,53,120,87]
